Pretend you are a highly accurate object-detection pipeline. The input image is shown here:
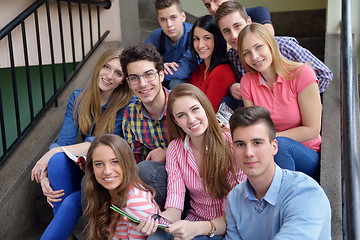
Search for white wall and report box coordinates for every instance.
[0,0,121,68]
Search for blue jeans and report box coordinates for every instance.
[41,152,84,240]
[148,228,224,240]
[275,137,320,181]
[138,160,168,210]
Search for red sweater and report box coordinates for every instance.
[190,62,235,111]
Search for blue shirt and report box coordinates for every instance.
[50,88,136,148]
[145,22,197,82]
[225,165,331,240]
[227,36,333,92]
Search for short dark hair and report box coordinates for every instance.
[229,106,276,141]
[215,1,249,24]
[190,15,228,73]
[155,0,182,12]
[120,43,164,77]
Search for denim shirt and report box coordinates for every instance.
[50,88,136,149]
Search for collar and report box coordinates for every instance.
[244,164,283,206]
[257,72,283,87]
[140,87,170,121]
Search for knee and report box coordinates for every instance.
[59,191,82,213]
[138,161,166,183]
[48,152,71,170]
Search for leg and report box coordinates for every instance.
[47,152,84,215]
[40,191,82,240]
[138,161,168,210]
[220,96,244,111]
[275,137,320,180]
[192,235,224,240]
[147,228,173,240]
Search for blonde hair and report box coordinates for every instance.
[237,23,303,80]
[166,83,238,199]
[84,134,155,240]
[75,49,133,137]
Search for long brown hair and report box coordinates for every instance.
[75,49,133,137]
[166,83,237,199]
[237,23,303,80]
[84,134,155,240]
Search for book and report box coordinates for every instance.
[216,102,234,126]
[110,204,170,229]
[61,146,86,164]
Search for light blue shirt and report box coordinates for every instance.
[145,22,197,82]
[225,164,331,240]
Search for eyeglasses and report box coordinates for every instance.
[126,71,159,85]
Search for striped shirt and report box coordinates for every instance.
[227,36,333,92]
[122,88,170,163]
[165,131,247,221]
[113,185,159,240]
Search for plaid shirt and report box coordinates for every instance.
[122,88,170,163]
[227,36,333,92]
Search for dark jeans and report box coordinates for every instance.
[148,228,225,240]
[138,160,168,210]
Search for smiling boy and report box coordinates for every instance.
[145,0,197,89]
[120,43,170,208]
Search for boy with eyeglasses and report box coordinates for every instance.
[145,0,197,89]
[120,43,170,208]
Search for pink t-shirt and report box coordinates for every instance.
[240,65,321,151]
[165,131,247,221]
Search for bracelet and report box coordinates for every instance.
[207,220,216,238]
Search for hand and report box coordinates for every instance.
[78,162,86,172]
[134,216,159,236]
[31,148,60,183]
[146,148,166,162]
[164,62,179,75]
[230,83,241,100]
[219,122,230,132]
[40,177,64,208]
[166,220,200,240]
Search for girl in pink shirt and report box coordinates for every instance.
[238,23,322,180]
[84,134,159,240]
[138,83,246,240]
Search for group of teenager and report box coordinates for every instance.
[30,0,333,239]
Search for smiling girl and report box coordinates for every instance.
[31,49,135,239]
[141,83,246,240]
[189,15,235,111]
[84,134,159,240]
[238,23,322,180]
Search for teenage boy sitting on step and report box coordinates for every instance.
[145,0,197,89]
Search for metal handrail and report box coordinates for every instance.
[340,0,360,238]
[0,0,111,164]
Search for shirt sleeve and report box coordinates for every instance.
[275,36,333,92]
[273,178,331,239]
[122,107,145,163]
[144,28,161,50]
[165,46,198,81]
[205,64,236,111]
[293,65,319,95]
[164,140,186,211]
[50,89,81,148]
[114,96,136,138]
[246,6,272,25]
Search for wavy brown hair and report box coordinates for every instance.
[166,83,238,199]
[75,49,133,137]
[237,23,303,80]
[84,134,155,240]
